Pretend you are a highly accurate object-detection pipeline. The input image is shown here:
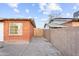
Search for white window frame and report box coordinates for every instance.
[9,23,23,36]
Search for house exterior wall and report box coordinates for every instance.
[72,22,79,27]
[29,22,34,40]
[64,22,79,27]
[64,22,72,27]
[34,28,44,37]
[4,20,34,42]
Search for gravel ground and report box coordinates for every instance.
[0,37,62,56]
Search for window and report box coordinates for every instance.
[9,23,23,35]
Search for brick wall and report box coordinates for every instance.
[4,20,33,42]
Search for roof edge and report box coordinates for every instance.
[0,18,36,28]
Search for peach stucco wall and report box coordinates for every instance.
[4,20,34,42]
[64,22,79,27]
[72,22,79,27]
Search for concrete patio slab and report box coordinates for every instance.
[0,37,62,56]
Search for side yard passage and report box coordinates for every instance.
[0,37,61,56]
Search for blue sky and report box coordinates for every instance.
[0,3,79,28]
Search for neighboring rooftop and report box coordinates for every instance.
[49,18,79,24]
[0,18,36,27]
[44,18,79,28]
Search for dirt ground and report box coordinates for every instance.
[0,37,62,56]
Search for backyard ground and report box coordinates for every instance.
[0,37,62,56]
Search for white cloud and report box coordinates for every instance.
[42,11,49,15]
[7,3,19,8]
[32,4,36,6]
[73,6,77,10]
[34,16,38,19]
[41,18,47,21]
[25,9,30,14]
[7,3,20,13]
[39,3,63,15]
[28,16,32,18]
[39,3,48,12]
[73,4,79,11]
[47,4,62,11]
[13,8,19,13]
[66,13,70,16]
[62,13,73,18]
